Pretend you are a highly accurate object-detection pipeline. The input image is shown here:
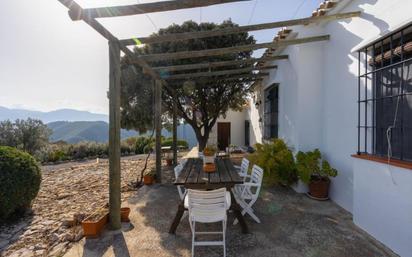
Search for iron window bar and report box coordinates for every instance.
[357,22,412,161]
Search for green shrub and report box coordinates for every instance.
[161,138,189,149]
[134,136,154,154]
[0,146,41,221]
[248,139,297,186]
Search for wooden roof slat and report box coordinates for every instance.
[166,73,269,83]
[164,66,274,80]
[138,35,330,62]
[58,0,161,80]
[120,11,359,45]
[149,55,288,72]
[68,0,251,21]
[167,76,264,86]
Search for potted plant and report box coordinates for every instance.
[165,152,173,166]
[81,207,109,238]
[296,149,338,200]
[143,169,156,185]
[203,145,217,164]
[121,207,131,222]
[248,139,297,186]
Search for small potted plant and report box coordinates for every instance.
[81,207,109,238]
[143,169,156,185]
[203,145,217,163]
[121,207,131,222]
[165,152,173,166]
[296,149,338,200]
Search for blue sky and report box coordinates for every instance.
[0,0,323,114]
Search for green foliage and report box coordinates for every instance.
[121,20,255,151]
[35,141,109,163]
[0,146,41,221]
[161,138,189,149]
[0,118,51,154]
[248,139,297,186]
[134,136,155,154]
[296,149,338,184]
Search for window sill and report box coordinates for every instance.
[351,154,412,170]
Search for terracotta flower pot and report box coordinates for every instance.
[121,207,131,222]
[308,176,330,199]
[144,175,154,185]
[81,211,108,238]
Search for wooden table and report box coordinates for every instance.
[169,157,249,234]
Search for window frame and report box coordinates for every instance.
[357,22,412,162]
[263,83,279,140]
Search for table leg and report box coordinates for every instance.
[169,200,185,234]
[229,190,249,234]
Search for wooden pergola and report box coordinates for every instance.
[57,0,360,230]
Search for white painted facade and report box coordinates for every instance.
[216,1,412,256]
[208,109,247,148]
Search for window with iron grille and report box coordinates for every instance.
[357,23,412,161]
[264,84,279,139]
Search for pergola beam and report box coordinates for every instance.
[149,55,288,72]
[167,77,263,87]
[68,0,251,21]
[138,35,330,62]
[164,66,276,80]
[166,73,268,84]
[58,0,161,80]
[121,11,359,45]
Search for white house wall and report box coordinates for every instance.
[208,109,246,147]
[247,0,412,256]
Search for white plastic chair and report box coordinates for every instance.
[234,158,250,180]
[187,188,229,257]
[174,164,186,200]
[180,158,188,166]
[233,164,264,224]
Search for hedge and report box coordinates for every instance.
[0,146,41,221]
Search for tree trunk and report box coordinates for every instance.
[198,136,207,152]
[194,126,212,152]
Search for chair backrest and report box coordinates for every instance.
[239,158,250,177]
[180,158,188,166]
[174,164,186,200]
[249,165,264,198]
[174,164,183,180]
[187,188,227,223]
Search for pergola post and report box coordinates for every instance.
[172,100,178,166]
[155,79,162,183]
[108,40,121,230]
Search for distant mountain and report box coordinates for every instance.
[48,121,198,146]
[0,106,198,147]
[0,106,108,123]
[48,121,137,144]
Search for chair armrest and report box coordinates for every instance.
[234,165,241,170]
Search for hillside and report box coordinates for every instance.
[0,106,197,146]
[47,121,197,147]
[48,121,137,143]
[0,106,108,123]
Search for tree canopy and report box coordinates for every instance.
[0,118,51,155]
[121,20,256,150]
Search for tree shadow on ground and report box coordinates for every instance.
[125,163,397,257]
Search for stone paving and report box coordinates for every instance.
[0,154,399,257]
[64,168,398,257]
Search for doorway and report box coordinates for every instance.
[217,122,231,151]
